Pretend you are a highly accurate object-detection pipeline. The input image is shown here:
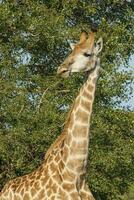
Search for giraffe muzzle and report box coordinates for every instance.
[57,67,71,78]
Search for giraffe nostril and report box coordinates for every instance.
[57,67,70,78]
[57,67,68,75]
[61,69,68,73]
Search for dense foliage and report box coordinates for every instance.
[0,0,134,199]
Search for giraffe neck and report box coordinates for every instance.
[64,66,100,176]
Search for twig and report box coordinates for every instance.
[17,105,24,117]
[36,88,49,114]
[56,89,70,93]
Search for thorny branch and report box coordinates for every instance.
[36,88,49,114]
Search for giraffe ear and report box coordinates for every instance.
[70,43,75,50]
[94,37,103,55]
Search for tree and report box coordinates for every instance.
[0,0,134,199]
[121,184,134,200]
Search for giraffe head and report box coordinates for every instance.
[57,31,103,78]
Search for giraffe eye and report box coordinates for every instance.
[83,52,92,57]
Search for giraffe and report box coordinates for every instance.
[0,31,103,200]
